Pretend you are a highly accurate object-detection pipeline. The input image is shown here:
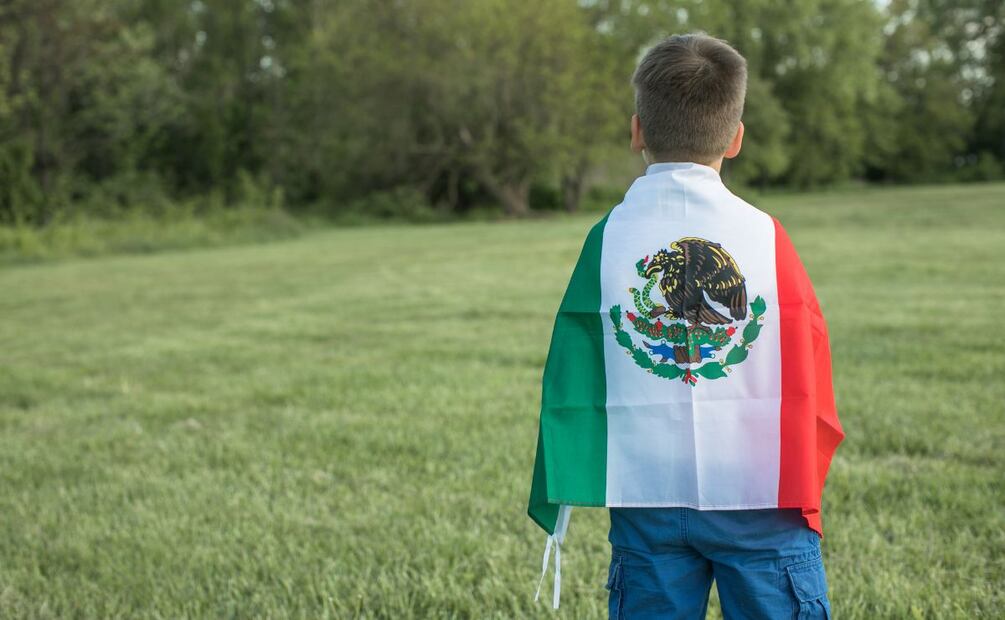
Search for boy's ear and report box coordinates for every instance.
[724,121,744,159]
[631,114,646,154]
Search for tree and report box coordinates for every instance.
[579,0,889,187]
[0,0,180,223]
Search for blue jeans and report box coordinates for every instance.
[606,508,831,619]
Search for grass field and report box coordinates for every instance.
[1,182,1003,618]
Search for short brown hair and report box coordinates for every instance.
[632,34,747,163]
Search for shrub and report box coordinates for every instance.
[341,187,445,223]
[0,205,306,264]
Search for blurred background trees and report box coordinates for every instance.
[0,0,1002,225]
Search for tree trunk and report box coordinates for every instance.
[446,166,459,211]
[457,126,530,216]
[561,168,586,213]
[476,168,530,216]
[496,180,530,216]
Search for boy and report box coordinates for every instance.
[528,34,843,619]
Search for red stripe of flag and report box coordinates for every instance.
[773,216,845,537]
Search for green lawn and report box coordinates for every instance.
[1,182,1003,618]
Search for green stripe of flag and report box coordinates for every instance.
[528,213,610,534]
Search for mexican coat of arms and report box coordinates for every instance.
[609,237,767,386]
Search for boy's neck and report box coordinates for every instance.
[646,157,724,175]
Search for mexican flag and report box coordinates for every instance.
[527,164,844,548]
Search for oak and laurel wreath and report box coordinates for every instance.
[609,294,767,382]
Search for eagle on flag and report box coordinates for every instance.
[644,237,748,325]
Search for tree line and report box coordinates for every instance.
[1,0,1002,224]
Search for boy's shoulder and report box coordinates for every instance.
[602,172,774,233]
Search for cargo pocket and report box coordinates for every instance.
[785,556,832,620]
[605,552,624,620]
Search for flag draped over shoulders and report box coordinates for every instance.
[527,163,844,539]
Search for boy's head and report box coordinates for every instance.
[631,34,747,167]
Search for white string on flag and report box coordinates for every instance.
[533,505,572,610]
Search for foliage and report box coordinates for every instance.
[341,187,446,223]
[0,204,304,264]
[0,0,1002,223]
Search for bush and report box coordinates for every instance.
[955,152,1005,183]
[529,182,562,211]
[0,205,306,264]
[68,170,176,219]
[582,184,627,212]
[0,140,45,225]
[340,187,445,223]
